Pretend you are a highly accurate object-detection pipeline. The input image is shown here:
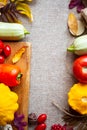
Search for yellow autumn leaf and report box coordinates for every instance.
[16,3,33,22]
[0,0,8,8]
[68,13,78,35]
[0,0,8,4]
[11,0,32,2]
[27,0,32,1]
[12,46,28,64]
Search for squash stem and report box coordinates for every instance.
[24,28,30,35]
[67,45,75,52]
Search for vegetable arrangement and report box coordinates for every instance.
[0,0,33,130]
[51,1,87,130]
[0,39,28,129]
[63,0,87,129]
[0,0,32,129]
[2,0,87,130]
[0,20,30,129]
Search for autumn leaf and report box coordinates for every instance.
[68,13,85,36]
[0,0,8,8]
[0,3,21,23]
[11,0,32,2]
[68,13,78,35]
[12,46,28,64]
[0,0,33,23]
[16,2,33,22]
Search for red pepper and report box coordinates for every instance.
[0,64,22,87]
[73,55,87,83]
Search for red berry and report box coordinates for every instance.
[0,40,4,54]
[35,123,46,130]
[4,45,11,57]
[37,114,47,124]
[0,55,5,63]
[51,124,66,130]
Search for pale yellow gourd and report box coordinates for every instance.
[68,83,87,115]
[0,83,19,125]
[0,22,29,41]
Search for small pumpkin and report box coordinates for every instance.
[0,83,19,125]
[68,83,87,115]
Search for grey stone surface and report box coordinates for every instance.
[22,0,77,129]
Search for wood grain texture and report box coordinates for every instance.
[5,42,31,130]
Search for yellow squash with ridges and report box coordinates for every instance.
[0,83,19,125]
[68,83,87,115]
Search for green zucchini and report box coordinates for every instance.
[0,22,29,41]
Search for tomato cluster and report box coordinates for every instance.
[0,40,11,63]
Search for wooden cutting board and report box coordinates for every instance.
[4,42,31,130]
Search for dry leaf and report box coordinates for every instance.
[11,0,32,2]
[16,2,33,22]
[10,0,33,22]
[68,13,85,36]
[0,0,33,23]
[12,46,28,64]
[76,20,85,36]
[0,0,8,8]
[68,13,78,35]
[0,2,5,8]
[0,3,21,23]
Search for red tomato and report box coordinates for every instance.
[73,55,87,83]
[0,40,4,54]
[35,123,46,130]
[4,45,11,57]
[37,114,47,124]
[0,55,5,63]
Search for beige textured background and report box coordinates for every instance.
[22,0,77,129]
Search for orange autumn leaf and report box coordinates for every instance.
[12,46,28,63]
[68,13,78,35]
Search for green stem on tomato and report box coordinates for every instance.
[17,73,23,80]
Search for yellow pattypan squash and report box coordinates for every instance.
[68,83,87,115]
[0,83,19,125]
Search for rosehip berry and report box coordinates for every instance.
[35,123,46,130]
[4,45,11,57]
[0,40,4,54]
[0,55,5,63]
[37,114,47,124]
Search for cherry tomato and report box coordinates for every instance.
[73,55,87,83]
[37,114,47,124]
[4,45,11,57]
[35,123,46,130]
[0,40,4,54]
[0,55,5,63]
